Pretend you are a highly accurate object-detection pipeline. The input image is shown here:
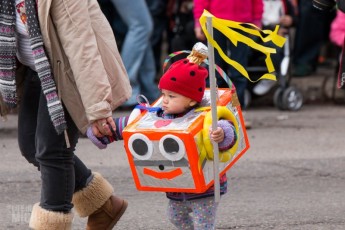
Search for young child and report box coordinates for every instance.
[87,47,237,229]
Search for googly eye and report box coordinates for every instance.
[159,134,185,161]
[128,133,153,160]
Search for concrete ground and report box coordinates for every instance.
[1,65,345,229]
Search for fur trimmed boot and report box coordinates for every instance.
[29,203,73,230]
[72,172,128,230]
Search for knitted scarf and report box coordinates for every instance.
[0,0,66,134]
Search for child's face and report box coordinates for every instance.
[161,89,197,114]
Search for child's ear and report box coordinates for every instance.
[189,100,197,107]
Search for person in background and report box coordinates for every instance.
[146,0,170,76]
[109,0,160,108]
[193,0,263,110]
[329,9,345,48]
[329,8,345,89]
[252,0,297,96]
[292,0,336,77]
[193,0,263,129]
[0,0,131,229]
[168,0,198,53]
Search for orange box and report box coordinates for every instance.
[122,88,250,193]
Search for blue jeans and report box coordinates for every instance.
[293,0,335,69]
[213,30,249,108]
[111,0,159,105]
[18,68,92,212]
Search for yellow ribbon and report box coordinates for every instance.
[200,10,286,82]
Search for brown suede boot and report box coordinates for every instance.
[29,203,73,230]
[86,195,128,230]
[72,172,128,230]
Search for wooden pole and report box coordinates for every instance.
[206,16,220,203]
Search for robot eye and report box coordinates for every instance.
[128,133,153,160]
[159,134,185,161]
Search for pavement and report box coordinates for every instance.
[1,64,345,229]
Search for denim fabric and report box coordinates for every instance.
[293,0,336,69]
[18,68,91,212]
[212,30,249,108]
[111,0,159,105]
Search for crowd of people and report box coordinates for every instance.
[95,0,344,113]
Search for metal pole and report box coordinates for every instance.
[206,16,220,203]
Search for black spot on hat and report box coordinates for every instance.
[183,60,188,64]
[190,71,195,76]
[171,77,176,81]
[198,87,203,92]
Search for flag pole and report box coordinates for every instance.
[206,16,220,203]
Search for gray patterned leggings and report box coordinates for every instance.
[167,196,219,230]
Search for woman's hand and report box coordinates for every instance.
[91,116,116,137]
[210,127,225,143]
[280,15,293,27]
[194,27,206,41]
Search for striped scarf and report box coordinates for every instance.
[0,0,66,134]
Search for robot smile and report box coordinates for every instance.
[143,167,183,180]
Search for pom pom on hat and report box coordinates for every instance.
[159,43,209,103]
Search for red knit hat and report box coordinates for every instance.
[158,58,208,102]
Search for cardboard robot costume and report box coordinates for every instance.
[122,43,250,193]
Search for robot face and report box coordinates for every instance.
[127,133,196,189]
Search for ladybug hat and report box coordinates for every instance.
[158,43,209,103]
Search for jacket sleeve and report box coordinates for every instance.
[49,0,116,122]
[217,119,237,151]
[113,116,129,140]
[330,11,345,47]
[252,0,264,23]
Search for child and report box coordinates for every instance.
[87,46,237,229]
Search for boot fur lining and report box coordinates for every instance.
[29,203,73,230]
[72,172,114,217]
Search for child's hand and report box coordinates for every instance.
[210,127,225,143]
[86,126,108,149]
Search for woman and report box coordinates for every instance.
[0,0,131,229]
